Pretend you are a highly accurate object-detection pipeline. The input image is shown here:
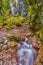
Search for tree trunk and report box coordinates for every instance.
[0,0,2,15]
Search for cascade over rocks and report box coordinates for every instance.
[9,0,28,16]
[9,0,17,15]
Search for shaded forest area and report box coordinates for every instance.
[0,0,43,65]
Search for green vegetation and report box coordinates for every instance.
[8,35,21,42]
[28,0,43,42]
[0,15,25,29]
[0,0,43,42]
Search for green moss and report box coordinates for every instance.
[8,35,21,42]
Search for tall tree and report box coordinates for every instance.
[0,0,2,15]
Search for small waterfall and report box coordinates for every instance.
[9,0,17,15]
[16,0,28,16]
[9,0,28,16]
[17,40,37,65]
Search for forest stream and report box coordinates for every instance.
[0,23,43,65]
[0,0,43,65]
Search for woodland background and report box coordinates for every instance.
[0,0,43,65]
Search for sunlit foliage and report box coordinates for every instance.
[0,0,43,41]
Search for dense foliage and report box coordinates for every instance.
[0,0,43,42]
[28,0,43,42]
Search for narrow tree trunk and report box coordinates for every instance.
[0,0,2,15]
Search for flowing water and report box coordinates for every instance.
[0,30,37,65]
[9,0,28,16]
[17,40,37,65]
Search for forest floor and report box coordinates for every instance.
[0,22,43,65]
